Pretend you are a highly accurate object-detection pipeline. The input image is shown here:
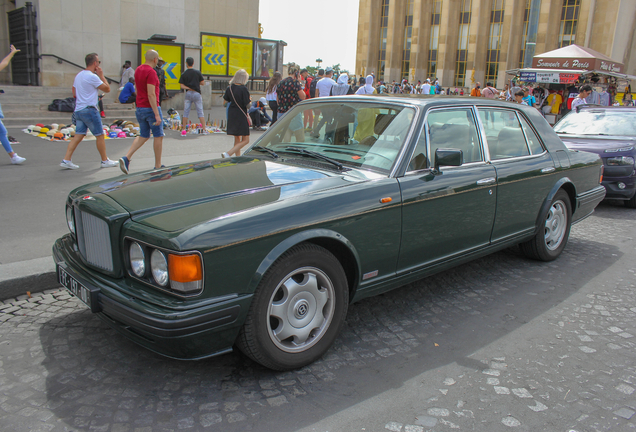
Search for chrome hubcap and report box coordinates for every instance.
[544,200,567,251]
[267,267,335,353]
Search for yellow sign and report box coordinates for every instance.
[201,35,228,76]
[140,42,183,90]
[229,38,253,76]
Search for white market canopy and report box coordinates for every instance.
[506,44,636,83]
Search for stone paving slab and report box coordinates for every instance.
[0,202,635,431]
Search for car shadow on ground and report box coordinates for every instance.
[36,235,621,431]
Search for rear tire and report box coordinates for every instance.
[520,190,572,261]
[236,243,349,370]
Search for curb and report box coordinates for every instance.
[0,257,60,301]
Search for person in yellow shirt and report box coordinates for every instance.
[546,90,563,114]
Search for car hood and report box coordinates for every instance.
[78,157,367,232]
[559,135,636,155]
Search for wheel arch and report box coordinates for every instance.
[534,178,576,235]
[248,229,361,301]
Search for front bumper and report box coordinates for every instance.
[602,164,636,200]
[52,235,251,360]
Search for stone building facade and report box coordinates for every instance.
[355,0,636,89]
[0,0,260,87]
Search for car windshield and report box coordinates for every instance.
[249,101,416,174]
[553,110,636,137]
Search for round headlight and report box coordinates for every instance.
[66,206,75,234]
[150,249,169,287]
[129,242,145,277]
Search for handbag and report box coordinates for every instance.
[229,85,252,127]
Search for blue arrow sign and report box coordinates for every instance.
[164,62,177,79]
[207,54,225,66]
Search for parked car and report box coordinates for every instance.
[53,96,605,370]
[554,106,636,208]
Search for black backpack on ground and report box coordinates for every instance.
[48,97,76,112]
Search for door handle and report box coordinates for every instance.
[541,167,556,173]
[476,177,496,185]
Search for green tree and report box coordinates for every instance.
[304,66,317,75]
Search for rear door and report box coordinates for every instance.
[476,107,557,242]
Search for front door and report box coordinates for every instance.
[397,106,497,273]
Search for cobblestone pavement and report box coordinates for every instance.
[1,202,635,432]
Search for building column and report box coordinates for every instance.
[436,0,460,88]
[411,0,433,82]
[500,0,526,87]
[384,0,406,84]
[469,0,491,87]
[356,0,382,78]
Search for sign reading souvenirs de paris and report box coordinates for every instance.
[532,57,624,74]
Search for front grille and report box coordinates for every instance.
[74,208,114,272]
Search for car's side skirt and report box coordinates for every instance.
[352,231,534,303]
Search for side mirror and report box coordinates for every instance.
[435,148,463,170]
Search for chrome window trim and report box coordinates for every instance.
[489,151,550,164]
[389,105,422,178]
[475,106,537,161]
[426,105,485,167]
[123,236,205,298]
[516,111,548,154]
[403,105,487,176]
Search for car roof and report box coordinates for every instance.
[303,95,527,109]
[575,105,636,112]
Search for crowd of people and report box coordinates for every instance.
[5,51,632,168]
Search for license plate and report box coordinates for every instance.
[57,265,100,312]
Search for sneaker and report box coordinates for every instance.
[101,158,119,168]
[100,111,106,118]
[60,160,79,169]
[11,154,25,164]
[221,152,230,158]
[119,156,130,174]
[153,165,166,170]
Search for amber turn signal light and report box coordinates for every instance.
[168,254,203,293]
[599,165,604,184]
[380,197,392,203]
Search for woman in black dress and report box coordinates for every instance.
[222,69,251,157]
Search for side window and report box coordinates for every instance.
[518,115,545,154]
[479,109,530,160]
[408,127,428,171]
[426,108,483,165]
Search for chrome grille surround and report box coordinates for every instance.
[74,208,114,272]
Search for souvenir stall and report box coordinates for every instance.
[505,45,636,125]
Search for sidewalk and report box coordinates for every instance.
[0,107,266,299]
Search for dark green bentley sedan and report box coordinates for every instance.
[53,96,605,370]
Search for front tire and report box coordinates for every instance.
[624,192,636,209]
[236,244,349,370]
[520,189,572,261]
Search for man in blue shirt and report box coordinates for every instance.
[522,87,539,108]
[118,78,136,104]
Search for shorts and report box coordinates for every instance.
[279,110,303,132]
[184,91,204,118]
[74,107,103,136]
[136,107,164,138]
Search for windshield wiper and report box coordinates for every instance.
[284,147,346,170]
[250,145,279,158]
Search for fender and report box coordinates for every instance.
[533,177,575,236]
[247,229,362,294]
